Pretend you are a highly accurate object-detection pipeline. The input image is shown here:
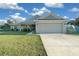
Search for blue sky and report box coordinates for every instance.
[0,3,79,21]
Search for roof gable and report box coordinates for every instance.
[38,13,65,20]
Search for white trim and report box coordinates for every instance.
[35,20,67,33]
[34,20,67,23]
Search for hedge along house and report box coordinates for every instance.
[34,13,67,34]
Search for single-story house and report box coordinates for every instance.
[11,13,67,33]
[16,15,40,31]
[34,13,67,33]
[16,19,34,31]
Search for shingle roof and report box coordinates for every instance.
[18,13,65,24]
[37,13,65,20]
[19,20,34,24]
[19,15,41,24]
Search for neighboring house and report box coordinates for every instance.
[16,15,40,31]
[34,13,67,33]
[16,19,34,31]
[10,24,16,30]
[8,22,17,31]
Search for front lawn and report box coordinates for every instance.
[0,35,47,56]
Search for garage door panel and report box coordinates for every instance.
[36,23,62,33]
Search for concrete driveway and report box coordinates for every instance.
[40,34,79,56]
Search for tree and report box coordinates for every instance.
[7,19,15,25]
[1,23,10,31]
[67,20,75,25]
[75,17,79,26]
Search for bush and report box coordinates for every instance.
[67,25,76,33]
[22,28,27,32]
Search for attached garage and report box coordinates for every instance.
[36,23,62,33]
[34,13,67,33]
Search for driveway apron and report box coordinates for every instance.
[40,34,79,56]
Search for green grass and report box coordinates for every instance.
[0,31,28,35]
[0,35,47,56]
[67,32,79,35]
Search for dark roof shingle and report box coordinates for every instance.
[38,13,65,20]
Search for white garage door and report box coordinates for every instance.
[36,23,63,33]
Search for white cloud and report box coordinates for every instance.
[31,11,44,16]
[0,20,7,25]
[15,13,21,16]
[0,20,7,22]
[24,10,29,14]
[44,3,64,8]
[41,7,50,12]
[31,7,51,16]
[10,13,21,18]
[10,13,26,23]
[63,16,69,19]
[69,7,79,12]
[0,3,25,11]
[33,8,39,12]
[70,18,75,20]
[25,10,28,13]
